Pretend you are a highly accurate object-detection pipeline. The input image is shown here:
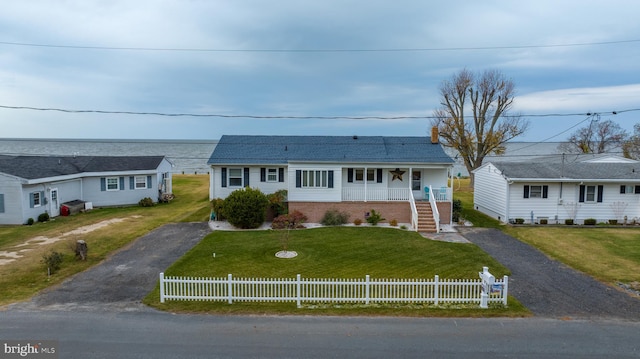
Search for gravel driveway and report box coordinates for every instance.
[15,222,210,311]
[459,227,640,320]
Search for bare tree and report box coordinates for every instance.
[432,69,528,184]
[622,123,640,159]
[558,117,627,154]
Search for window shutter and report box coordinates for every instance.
[101,178,106,191]
[147,175,152,188]
[296,170,302,188]
[244,168,250,187]
[221,168,227,188]
[328,170,334,188]
[29,193,35,208]
[523,185,530,198]
[42,191,47,205]
[597,185,603,203]
[278,168,285,182]
[347,168,354,183]
[260,168,266,182]
[377,168,383,183]
[579,185,585,202]
[129,176,135,190]
[635,185,640,194]
[0,194,4,213]
[119,177,125,191]
[621,185,626,194]
[542,185,548,199]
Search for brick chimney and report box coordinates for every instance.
[431,126,439,144]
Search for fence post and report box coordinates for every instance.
[296,274,301,308]
[228,274,233,304]
[434,275,439,306]
[365,275,370,305]
[502,275,509,306]
[159,272,165,303]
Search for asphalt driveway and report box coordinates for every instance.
[459,227,640,320]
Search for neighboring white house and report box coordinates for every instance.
[0,155,173,225]
[472,156,640,224]
[207,135,455,232]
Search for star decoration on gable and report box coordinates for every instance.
[390,168,405,181]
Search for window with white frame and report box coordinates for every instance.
[355,169,364,182]
[366,169,376,182]
[228,168,243,187]
[529,185,543,198]
[585,185,596,202]
[33,192,41,207]
[106,177,119,191]
[135,176,148,189]
[267,168,278,182]
[302,170,328,188]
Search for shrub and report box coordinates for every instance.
[514,218,525,224]
[267,190,288,217]
[609,219,618,225]
[26,218,34,226]
[210,198,225,220]
[38,212,50,223]
[389,219,398,227]
[272,210,308,229]
[222,187,269,229]
[42,251,64,274]
[584,218,597,225]
[565,219,574,225]
[320,209,350,226]
[138,197,155,207]
[353,218,362,226]
[366,209,385,226]
[452,199,462,223]
[400,225,408,230]
[539,219,548,225]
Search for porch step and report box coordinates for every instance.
[415,202,437,233]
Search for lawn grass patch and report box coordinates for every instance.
[144,227,529,317]
[0,175,211,306]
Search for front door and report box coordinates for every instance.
[412,171,423,199]
[50,188,60,217]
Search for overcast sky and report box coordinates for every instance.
[0,1,639,141]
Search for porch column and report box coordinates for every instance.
[364,166,368,202]
[409,168,413,198]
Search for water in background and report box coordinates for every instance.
[0,138,218,174]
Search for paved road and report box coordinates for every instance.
[459,227,640,320]
[15,222,211,311]
[2,311,639,358]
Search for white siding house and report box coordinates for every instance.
[208,135,455,232]
[473,159,640,224]
[0,155,173,225]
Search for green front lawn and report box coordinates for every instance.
[145,227,529,317]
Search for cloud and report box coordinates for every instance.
[515,84,640,113]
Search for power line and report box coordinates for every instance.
[0,104,634,120]
[1,39,639,53]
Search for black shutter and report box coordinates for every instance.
[101,178,106,191]
[347,168,354,183]
[278,168,285,182]
[260,168,266,182]
[523,185,530,198]
[119,177,125,191]
[244,168,250,187]
[129,176,134,190]
[597,185,604,203]
[621,185,626,194]
[635,185,640,194]
[295,170,302,188]
[579,185,585,202]
[221,168,227,187]
[542,185,548,199]
[328,170,334,188]
[377,168,383,183]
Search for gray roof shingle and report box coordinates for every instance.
[207,135,454,165]
[0,155,166,180]
[490,161,640,181]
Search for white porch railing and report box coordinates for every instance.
[342,188,410,201]
[428,185,441,233]
[431,187,451,202]
[159,272,508,308]
[409,190,419,232]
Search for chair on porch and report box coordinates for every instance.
[423,186,430,200]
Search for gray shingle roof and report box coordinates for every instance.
[490,161,640,181]
[207,135,454,165]
[0,155,166,180]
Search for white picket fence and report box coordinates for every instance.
[159,272,508,308]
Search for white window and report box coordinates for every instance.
[367,169,375,182]
[228,168,243,187]
[585,185,596,202]
[302,170,328,188]
[355,169,364,182]
[135,176,148,189]
[33,192,41,207]
[529,185,543,198]
[106,177,119,191]
[267,168,278,182]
